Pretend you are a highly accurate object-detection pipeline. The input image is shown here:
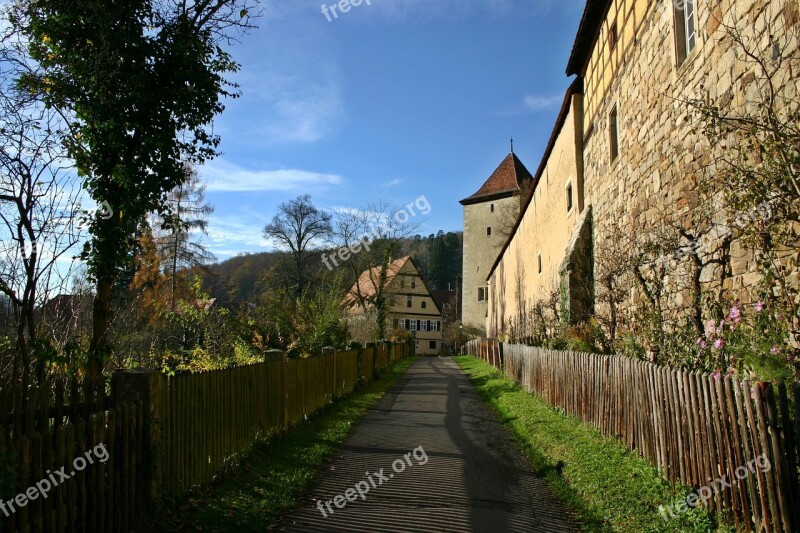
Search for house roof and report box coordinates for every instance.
[487,79,584,281]
[459,152,535,206]
[566,0,613,76]
[342,256,411,308]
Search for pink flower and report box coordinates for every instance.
[705,320,716,338]
[713,338,725,349]
[755,301,765,312]
[728,305,741,324]
[770,345,780,355]
[717,320,725,335]
[713,371,721,381]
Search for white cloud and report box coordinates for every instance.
[250,69,343,143]
[202,215,273,258]
[524,94,562,112]
[381,178,404,188]
[350,0,568,22]
[222,39,344,145]
[201,160,344,193]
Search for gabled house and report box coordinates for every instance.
[343,256,443,355]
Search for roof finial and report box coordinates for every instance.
[510,136,514,154]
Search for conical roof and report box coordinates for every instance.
[459,153,534,205]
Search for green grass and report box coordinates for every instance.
[454,356,732,533]
[154,356,418,532]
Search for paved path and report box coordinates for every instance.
[276,357,579,533]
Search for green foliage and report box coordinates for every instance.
[695,301,795,383]
[21,0,239,279]
[254,281,349,358]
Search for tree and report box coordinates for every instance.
[333,201,420,340]
[153,165,215,310]
[17,0,257,374]
[263,195,332,296]
[0,30,82,387]
[690,16,800,357]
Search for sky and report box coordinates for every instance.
[199,0,585,261]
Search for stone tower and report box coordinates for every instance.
[460,152,534,334]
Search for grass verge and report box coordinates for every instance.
[155,356,418,532]
[454,356,732,533]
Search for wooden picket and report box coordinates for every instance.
[1,342,412,530]
[0,377,143,533]
[464,339,800,532]
[160,343,410,498]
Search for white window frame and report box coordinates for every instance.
[674,0,697,66]
[421,320,428,331]
[410,320,418,331]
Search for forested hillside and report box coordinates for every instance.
[200,231,463,307]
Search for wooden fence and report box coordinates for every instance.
[465,339,800,532]
[0,377,144,533]
[161,342,409,497]
[2,341,412,531]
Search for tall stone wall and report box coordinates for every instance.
[485,0,800,344]
[488,93,584,337]
[584,0,799,308]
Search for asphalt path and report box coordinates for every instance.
[277,357,579,532]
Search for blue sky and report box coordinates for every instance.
[200,0,584,260]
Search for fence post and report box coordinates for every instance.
[267,349,288,430]
[323,347,335,400]
[111,369,165,507]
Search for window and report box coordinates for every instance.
[477,287,486,301]
[490,204,495,213]
[411,280,416,289]
[400,280,404,288]
[421,301,427,309]
[538,253,542,274]
[407,297,412,308]
[431,321,439,332]
[609,21,618,50]
[566,183,574,213]
[410,320,418,331]
[421,320,428,331]
[674,0,696,65]
[487,226,492,237]
[609,106,619,162]
[429,341,437,350]
[405,319,411,329]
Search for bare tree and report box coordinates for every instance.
[689,9,800,349]
[333,201,421,340]
[0,36,82,387]
[263,194,332,297]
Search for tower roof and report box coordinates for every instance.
[459,152,534,206]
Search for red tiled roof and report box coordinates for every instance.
[342,256,410,308]
[459,152,534,205]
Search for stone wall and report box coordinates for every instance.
[486,0,800,344]
[488,92,585,336]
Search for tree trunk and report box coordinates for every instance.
[89,274,115,379]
